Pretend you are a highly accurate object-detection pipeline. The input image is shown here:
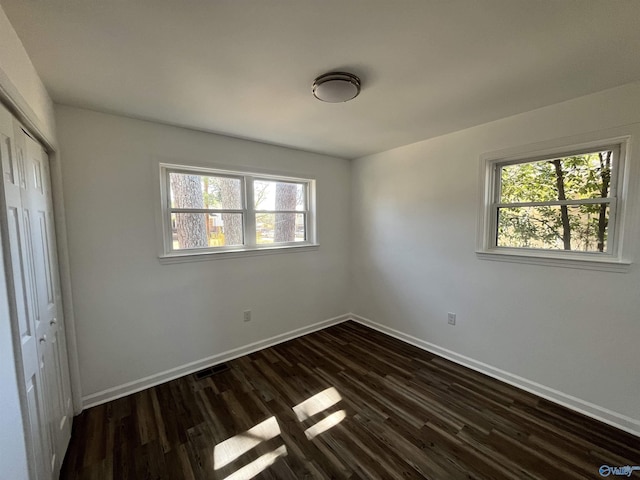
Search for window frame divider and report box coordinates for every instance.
[170,208,245,214]
[245,175,257,249]
[254,209,309,214]
[494,198,614,208]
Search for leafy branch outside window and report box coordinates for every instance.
[497,150,613,253]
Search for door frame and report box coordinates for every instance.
[0,75,83,415]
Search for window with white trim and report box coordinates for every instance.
[159,164,316,257]
[477,136,632,269]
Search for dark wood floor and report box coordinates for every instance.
[61,321,640,479]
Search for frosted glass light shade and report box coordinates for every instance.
[312,72,361,103]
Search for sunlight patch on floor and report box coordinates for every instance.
[213,416,281,470]
[214,387,345,477]
[292,387,342,422]
[304,410,346,440]
[222,445,288,480]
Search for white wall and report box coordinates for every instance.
[351,82,640,433]
[55,105,351,402]
[0,4,56,144]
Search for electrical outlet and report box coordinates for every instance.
[243,310,252,322]
[447,312,456,325]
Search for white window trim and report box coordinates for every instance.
[476,128,638,272]
[157,163,318,263]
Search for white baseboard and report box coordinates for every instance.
[81,313,351,409]
[349,313,640,438]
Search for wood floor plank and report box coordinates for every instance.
[61,321,640,479]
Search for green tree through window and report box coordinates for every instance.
[497,150,613,252]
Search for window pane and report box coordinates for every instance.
[256,213,305,244]
[171,213,243,249]
[497,204,609,252]
[500,151,613,203]
[254,180,305,211]
[169,173,242,209]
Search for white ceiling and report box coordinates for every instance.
[3,1,640,159]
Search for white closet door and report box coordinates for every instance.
[0,102,73,480]
[22,131,73,478]
[1,106,50,479]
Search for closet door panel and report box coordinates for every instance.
[1,106,52,479]
[24,133,72,477]
[25,372,48,480]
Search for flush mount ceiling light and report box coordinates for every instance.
[312,72,361,103]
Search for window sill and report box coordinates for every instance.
[158,243,320,264]
[476,249,631,273]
